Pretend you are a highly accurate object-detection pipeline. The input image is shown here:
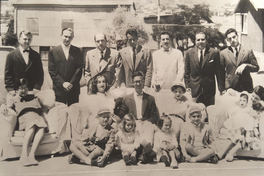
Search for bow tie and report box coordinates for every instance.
[23,49,30,53]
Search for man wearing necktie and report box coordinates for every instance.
[220,28,259,93]
[117,28,153,88]
[5,30,44,96]
[184,30,224,106]
[151,31,184,91]
[85,33,120,94]
[48,28,83,106]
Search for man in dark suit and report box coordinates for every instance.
[85,33,120,93]
[184,30,224,106]
[121,71,159,124]
[117,29,153,88]
[48,28,83,106]
[220,28,259,93]
[5,30,44,95]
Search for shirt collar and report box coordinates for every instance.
[134,90,143,97]
[61,44,71,49]
[162,47,171,52]
[19,46,30,54]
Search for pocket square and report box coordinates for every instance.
[209,60,214,63]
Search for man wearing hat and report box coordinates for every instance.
[85,33,121,92]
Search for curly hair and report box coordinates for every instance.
[90,74,109,94]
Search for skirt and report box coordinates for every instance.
[18,112,47,131]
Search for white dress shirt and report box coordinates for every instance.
[61,44,71,60]
[231,45,240,58]
[152,47,184,89]
[133,91,143,119]
[19,46,29,65]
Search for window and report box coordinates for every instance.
[61,19,74,30]
[241,13,248,34]
[26,18,39,35]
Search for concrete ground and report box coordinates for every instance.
[1,154,264,176]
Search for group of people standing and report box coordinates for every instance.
[3,26,262,167]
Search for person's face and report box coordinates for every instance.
[95,34,107,51]
[161,118,171,133]
[160,34,171,51]
[251,92,261,105]
[98,113,111,128]
[126,33,138,48]
[61,30,73,46]
[133,75,144,94]
[190,112,202,126]
[18,85,29,97]
[125,120,134,133]
[239,96,248,108]
[96,76,106,93]
[226,32,239,47]
[195,33,206,50]
[173,87,184,100]
[19,33,32,49]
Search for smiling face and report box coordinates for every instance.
[124,120,135,133]
[226,32,239,47]
[61,29,73,46]
[98,112,111,128]
[173,87,184,100]
[160,34,171,51]
[190,111,202,127]
[96,76,107,93]
[126,33,138,48]
[239,95,248,108]
[195,33,206,50]
[19,33,32,50]
[133,75,144,95]
[161,118,172,133]
[95,34,107,51]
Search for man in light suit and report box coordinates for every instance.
[151,31,184,91]
[184,30,224,106]
[48,28,83,106]
[117,29,153,88]
[85,33,120,93]
[220,28,259,93]
[5,30,44,94]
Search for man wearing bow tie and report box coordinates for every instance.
[85,33,120,93]
[117,28,153,88]
[5,31,44,95]
[220,28,259,93]
[151,31,184,91]
[48,28,83,106]
[184,30,224,106]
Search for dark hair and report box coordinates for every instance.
[122,113,136,132]
[61,28,74,37]
[160,31,172,39]
[114,98,129,119]
[195,30,207,39]
[19,30,32,39]
[126,28,138,39]
[91,74,109,94]
[225,28,237,38]
[94,33,107,41]
[253,85,264,101]
[240,93,249,102]
[132,71,144,80]
[157,114,172,129]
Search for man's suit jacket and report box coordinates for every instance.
[85,47,120,85]
[5,48,44,91]
[117,45,153,88]
[220,46,259,92]
[48,45,83,98]
[184,46,224,99]
[121,92,159,124]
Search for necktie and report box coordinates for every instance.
[133,47,136,69]
[200,49,203,67]
[100,51,104,61]
[235,47,239,58]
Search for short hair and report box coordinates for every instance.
[19,30,32,39]
[125,28,138,39]
[240,93,249,101]
[61,28,74,37]
[195,30,207,39]
[160,31,172,39]
[157,114,172,129]
[94,33,107,41]
[132,71,144,80]
[225,28,237,38]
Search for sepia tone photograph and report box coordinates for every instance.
[0,0,264,175]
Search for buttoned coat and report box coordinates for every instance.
[5,48,44,91]
[117,45,153,88]
[220,46,259,92]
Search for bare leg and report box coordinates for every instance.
[69,141,90,164]
[225,142,241,162]
[28,127,45,165]
[169,150,178,169]
[20,127,35,166]
[190,148,215,163]
[84,146,104,165]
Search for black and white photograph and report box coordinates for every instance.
[0,0,264,175]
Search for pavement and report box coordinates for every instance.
[1,154,264,176]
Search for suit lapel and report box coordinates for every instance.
[58,45,67,61]
[201,47,210,68]
[193,47,200,70]
[122,47,134,71]
[15,48,27,66]
[141,92,148,118]
[135,45,143,70]
[227,47,237,66]
[25,49,33,72]
[236,47,246,66]
[99,47,111,72]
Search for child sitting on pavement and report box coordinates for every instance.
[180,103,218,163]
[153,114,181,169]
[69,108,116,167]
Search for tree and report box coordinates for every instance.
[2,17,18,47]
